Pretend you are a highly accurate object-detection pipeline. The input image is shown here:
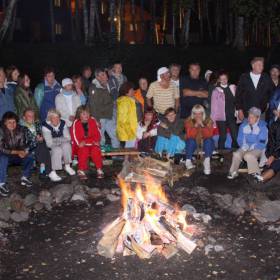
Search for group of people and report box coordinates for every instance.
[0,57,280,197]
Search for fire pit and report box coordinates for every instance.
[97,174,199,259]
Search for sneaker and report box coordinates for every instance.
[21,176,33,188]
[0,183,9,197]
[253,173,264,183]
[77,170,88,181]
[185,159,195,170]
[227,171,239,180]
[97,169,104,179]
[65,165,76,176]
[48,171,62,182]
[203,157,211,175]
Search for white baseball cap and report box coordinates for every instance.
[157,67,169,82]
[62,78,73,88]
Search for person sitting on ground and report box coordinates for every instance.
[34,67,61,121]
[134,77,149,112]
[0,112,34,196]
[81,65,93,92]
[147,67,180,120]
[117,82,142,148]
[155,107,185,158]
[255,117,280,183]
[6,65,20,94]
[55,78,81,127]
[227,107,268,180]
[136,108,159,153]
[42,109,75,176]
[0,67,15,120]
[211,70,238,150]
[185,104,214,175]
[72,75,87,105]
[14,73,39,120]
[71,106,104,180]
[21,108,62,182]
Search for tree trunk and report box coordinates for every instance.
[69,0,76,41]
[205,0,213,41]
[215,0,221,42]
[82,0,89,45]
[140,0,145,42]
[88,0,96,44]
[75,0,81,41]
[182,9,191,47]
[7,1,17,43]
[172,10,176,46]
[233,16,245,51]
[0,0,18,43]
[131,0,137,43]
[119,0,125,42]
[150,0,156,44]
[49,0,55,43]
[198,0,204,42]
[109,0,117,44]
[94,0,102,42]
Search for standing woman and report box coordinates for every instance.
[72,75,87,105]
[117,82,141,148]
[134,77,149,111]
[6,65,20,94]
[211,71,238,150]
[14,73,39,119]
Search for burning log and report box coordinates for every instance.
[162,244,179,259]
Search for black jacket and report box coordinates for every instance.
[236,72,273,115]
[157,118,185,140]
[266,119,280,158]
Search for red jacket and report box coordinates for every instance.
[185,117,214,140]
[71,117,101,147]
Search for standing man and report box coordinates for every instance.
[270,64,280,90]
[181,62,208,119]
[88,68,120,149]
[236,57,274,121]
[34,67,61,121]
[110,61,127,90]
[147,67,180,119]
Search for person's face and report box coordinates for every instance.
[0,70,6,85]
[23,75,30,88]
[205,73,211,83]
[96,72,108,84]
[219,74,228,86]
[189,65,201,79]
[12,69,20,82]
[127,88,134,97]
[252,61,264,74]
[194,112,203,123]
[113,64,122,75]
[23,110,35,124]
[139,78,148,91]
[144,112,153,122]
[45,72,55,85]
[74,78,82,90]
[166,111,176,123]
[161,71,171,82]
[80,111,90,122]
[270,68,280,80]
[83,68,92,79]
[170,66,180,79]
[5,118,17,131]
[50,115,60,126]
[64,84,73,91]
[248,113,258,125]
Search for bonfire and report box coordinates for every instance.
[97,175,198,259]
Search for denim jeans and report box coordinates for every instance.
[186,138,214,159]
[0,153,34,183]
[100,118,120,148]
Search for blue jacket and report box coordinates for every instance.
[269,88,280,122]
[237,119,268,151]
[0,86,15,120]
[35,80,61,121]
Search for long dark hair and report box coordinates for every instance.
[141,107,158,132]
[18,73,30,90]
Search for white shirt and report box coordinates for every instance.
[171,79,180,88]
[63,94,73,115]
[250,72,261,89]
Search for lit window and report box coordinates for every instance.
[55,23,62,35]
[129,23,137,31]
[54,0,61,7]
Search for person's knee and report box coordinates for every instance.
[243,153,256,162]
[233,151,242,160]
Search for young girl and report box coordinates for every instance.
[71,105,104,180]
[72,75,87,105]
[136,108,159,152]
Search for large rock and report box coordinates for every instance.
[9,193,25,213]
[24,194,38,207]
[38,190,53,210]
[251,200,280,223]
[86,187,102,199]
[0,208,10,221]
[190,186,210,201]
[213,193,233,209]
[71,185,89,203]
[50,184,74,204]
[228,196,247,216]
[10,211,29,222]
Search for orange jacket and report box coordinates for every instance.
[134,89,145,111]
[185,117,214,140]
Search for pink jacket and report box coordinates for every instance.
[211,85,236,125]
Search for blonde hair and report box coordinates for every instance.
[46,109,61,122]
[191,104,206,121]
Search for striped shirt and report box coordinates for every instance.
[147,81,179,114]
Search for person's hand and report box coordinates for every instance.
[266,156,275,167]
[143,132,150,139]
[69,116,75,122]
[36,135,44,142]
[238,110,244,121]
[93,141,100,147]
[160,123,168,129]
[79,141,86,148]
[18,150,28,158]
